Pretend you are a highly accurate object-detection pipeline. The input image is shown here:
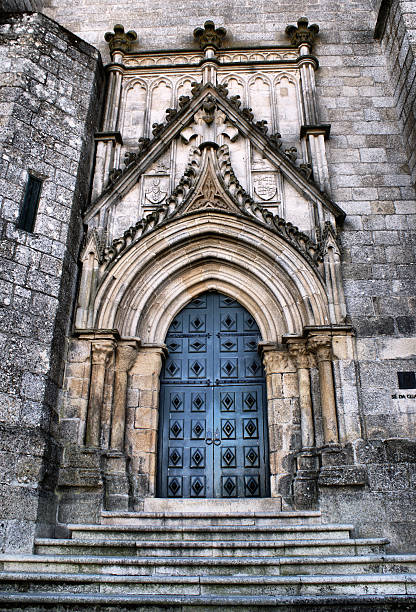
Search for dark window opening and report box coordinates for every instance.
[397,372,416,390]
[17,174,43,232]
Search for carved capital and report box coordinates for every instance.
[91,340,115,367]
[308,335,332,361]
[262,349,290,374]
[115,341,139,373]
[288,341,311,369]
[286,17,319,49]
[104,24,137,54]
[193,20,226,49]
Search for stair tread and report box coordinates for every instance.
[0,591,415,605]
[101,511,322,518]
[1,571,415,584]
[35,537,389,547]
[68,523,354,532]
[2,553,416,564]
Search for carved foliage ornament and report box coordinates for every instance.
[193,20,227,49]
[104,24,137,54]
[285,17,319,48]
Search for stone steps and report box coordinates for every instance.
[1,504,416,609]
[0,591,415,611]
[101,509,322,527]
[67,523,355,542]
[0,571,415,596]
[139,498,284,513]
[2,553,416,576]
[34,537,388,557]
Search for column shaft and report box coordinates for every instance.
[111,341,139,451]
[85,341,114,447]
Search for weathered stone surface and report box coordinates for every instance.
[0,12,103,550]
[318,466,368,487]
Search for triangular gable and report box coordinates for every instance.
[85,83,344,223]
[100,142,323,273]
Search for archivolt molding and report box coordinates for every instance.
[90,213,331,342]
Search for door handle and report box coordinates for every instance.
[206,429,221,445]
[213,428,221,446]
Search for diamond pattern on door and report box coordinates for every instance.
[221,338,237,352]
[190,314,206,331]
[191,392,205,412]
[222,475,237,497]
[245,357,262,377]
[189,338,206,352]
[169,420,183,439]
[191,476,205,497]
[170,392,184,412]
[168,476,182,497]
[159,292,269,499]
[189,359,206,378]
[243,418,258,439]
[221,392,235,411]
[221,359,237,378]
[222,419,236,439]
[243,391,257,411]
[167,340,182,352]
[244,475,260,497]
[165,359,181,378]
[168,448,183,467]
[191,420,205,439]
[190,296,206,308]
[244,446,260,467]
[221,446,236,468]
[190,447,205,468]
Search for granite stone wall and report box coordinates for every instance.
[376,0,416,185]
[0,12,103,552]
[0,0,414,551]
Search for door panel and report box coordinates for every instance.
[158,292,270,498]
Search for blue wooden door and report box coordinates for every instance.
[158,292,270,498]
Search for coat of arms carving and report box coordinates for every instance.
[145,177,168,204]
[253,173,278,201]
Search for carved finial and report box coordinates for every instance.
[104,24,138,54]
[285,17,319,49]
[193,20,227,49]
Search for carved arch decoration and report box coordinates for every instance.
[83,141,333,341]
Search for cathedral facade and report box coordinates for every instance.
[0,0,415,568]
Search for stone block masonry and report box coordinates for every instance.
[0,12,103,552]
[376,0,416,185]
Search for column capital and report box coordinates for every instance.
[308,334,333,361]
[115,340,140,373]
[91,340,116,366]
[287,339,311,369]
[262,346,292,374]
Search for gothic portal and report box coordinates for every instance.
[158,292,270,499]
[56,17,370,519]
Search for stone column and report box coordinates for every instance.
[262,344,298,503]
[309,335,339,444]
[127,344,166,501]
[287,340,315,448]
[110,339,140,451]
[85,340,115,447]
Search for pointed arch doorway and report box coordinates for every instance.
[157,291,270,498]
